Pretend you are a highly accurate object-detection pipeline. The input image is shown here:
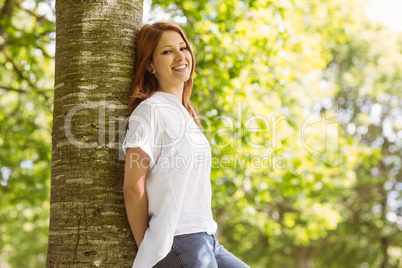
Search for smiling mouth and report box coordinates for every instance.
[172,64,187,70]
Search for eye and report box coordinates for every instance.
[180,47,188,51]
[162,50,172,54]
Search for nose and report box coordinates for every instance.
[175,50,185,61]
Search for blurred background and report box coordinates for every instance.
[0,0,401,267]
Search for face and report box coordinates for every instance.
[150,31,192,89]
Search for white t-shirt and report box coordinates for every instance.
[122,91,217,268]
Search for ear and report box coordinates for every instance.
[147,64,155,74]
[146,61,154,72]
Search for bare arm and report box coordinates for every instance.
[123,147,151,248]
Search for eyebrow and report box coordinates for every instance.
[159,42,186,50]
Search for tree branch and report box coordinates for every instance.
[2,46,38,90]
[0,0,14,22]
[16,3,53,24]
[0,0,15,37]
[0,85,28,94]
[0,85,53,99]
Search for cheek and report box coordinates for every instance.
[154,57,170,71]
[185,52,192,67]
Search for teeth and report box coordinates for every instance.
[172,64,186,70]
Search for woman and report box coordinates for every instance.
[122,22,250,268]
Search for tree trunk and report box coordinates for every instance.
[47,0,143,267]
[380,237,389,268]
[293,246,316,268]
[380,176,389,268]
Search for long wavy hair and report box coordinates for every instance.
[128,22,201,129]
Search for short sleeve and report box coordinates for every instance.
[122,102,162,169]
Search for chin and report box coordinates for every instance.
[177,74,191,83]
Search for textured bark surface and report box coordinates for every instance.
[294,246,317,268]
[47,0,143,267]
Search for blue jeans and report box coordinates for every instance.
[153,232,250,268]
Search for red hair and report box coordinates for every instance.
[128,22,201,129]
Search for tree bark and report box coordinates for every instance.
[47,0,143,267]
[293,246,316,268]
[380,237,389,268]
[380,174,389,268]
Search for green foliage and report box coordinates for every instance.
[0,0,54,267]
[315,17,402,268]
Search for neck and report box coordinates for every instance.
[158,84,184,103]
